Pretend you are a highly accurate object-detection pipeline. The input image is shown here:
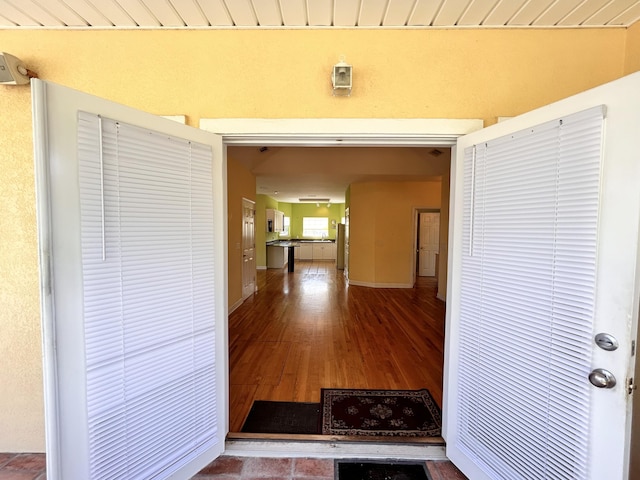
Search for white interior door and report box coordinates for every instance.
[444,72,640,480]
[242,198,256,298]
[418,212,440,277]
[33,80,227,480]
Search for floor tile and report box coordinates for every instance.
[3,455,46,472]
[198,456,244,475]
[0,472,41,480]
[0,456,14,469]
[242,457,293,477]
[293,458,333,477]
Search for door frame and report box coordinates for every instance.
[201,117,480,459]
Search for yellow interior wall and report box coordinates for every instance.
[0,26,631,451]
[350,181,441,286]
[625,20,640,74]
[227,155,256,310]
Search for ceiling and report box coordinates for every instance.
[228,145,450,203]
[1,0,640,28]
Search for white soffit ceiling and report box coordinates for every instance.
[1,0,639,28]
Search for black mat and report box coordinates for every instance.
[241,400,321,434]
[336,461,431,480]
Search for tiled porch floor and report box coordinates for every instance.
[0,454,467,479]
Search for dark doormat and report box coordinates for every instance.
[321,389,441,437]
[241,400,321,434]
[336,460,431,480]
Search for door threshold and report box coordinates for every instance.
[225,433,447,460]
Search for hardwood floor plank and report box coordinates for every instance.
[229,261,446,431]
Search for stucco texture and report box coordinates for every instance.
[0,25,636,451]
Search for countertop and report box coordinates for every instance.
[267,239,335,247]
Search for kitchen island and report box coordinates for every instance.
[266,241,300,272]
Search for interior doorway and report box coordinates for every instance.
[417,211,440,277]
[241,198,256,299]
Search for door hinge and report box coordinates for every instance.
[627,377,637,395]
[632,340,636,356]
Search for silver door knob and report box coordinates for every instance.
[589,368,617,388]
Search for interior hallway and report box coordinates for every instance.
[229,260,446,432]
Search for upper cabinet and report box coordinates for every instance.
[266,208,285,233]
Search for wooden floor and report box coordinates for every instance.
[229,261,446,432]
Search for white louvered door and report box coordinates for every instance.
[33,80,227,480]
[445,72,640,480]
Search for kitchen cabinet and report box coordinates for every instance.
[312,242,336,261]
[299,244,313,260]
[265,208,285,233]
[267,245,289,268]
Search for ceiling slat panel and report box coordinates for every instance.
[116,0,160,25]
[279,0,307,25]
[358,0,386,26]
[90,0,136,26]
[608,2,640,24]
[0,12,16,24]
[197,0,232,25]
[483,0,528,25]
[558,0,609,25]
[62,0,115,26]
[224,0,257,26]
[10,0,65,25]
[508,0,555,25]
[434,0,473,26]
[532,0,583,26]
[42,0,88,25]
[457,0,499,24]
[333,0,359,26]
[169,0,208,25]
[307,0,332,25]
[251,0,282,25]
[139,0,184,25]
[583,0,636,25]
[383,0,415,26]
[408,0,442,25]
[0,0,42,25]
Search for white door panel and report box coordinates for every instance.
[445,72,640,479]
[242,198,256,298]
[419,212,440,277]
[33,80,227,480]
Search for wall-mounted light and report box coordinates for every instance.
[327,203,331,208]
[0,52,37,85]
[331,55,352,97]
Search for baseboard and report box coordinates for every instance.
[228,298,244,315]
[256,266,267,270]
[436,292,446,302]
[348,280,414,289]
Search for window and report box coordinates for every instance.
[279,216,290,237]
[303,217,329,238]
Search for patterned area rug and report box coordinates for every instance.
[321,388,441,437]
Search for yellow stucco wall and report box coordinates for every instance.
[350,181,442,286]
[0,26,633,451]
[625,20,640,74]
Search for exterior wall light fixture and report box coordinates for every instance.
[332,55,352,96]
